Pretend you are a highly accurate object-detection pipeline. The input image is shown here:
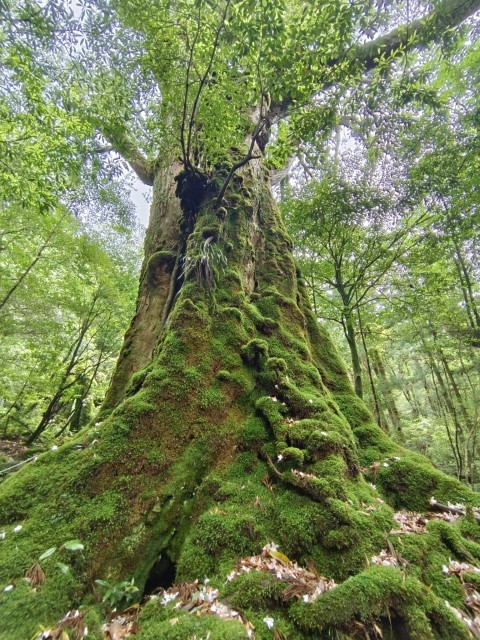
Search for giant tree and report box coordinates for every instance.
[2,1,480,638]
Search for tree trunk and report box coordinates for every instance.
[453,242,480,344]
[101,161,184,411]
[343,309,364,399]
[371,348,402,434]
[0,157,479,640]
[356,308,383,430]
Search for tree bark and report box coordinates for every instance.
[101,161,184,411]
[371,348,402,434]
[356,308,382,429]
[342,308,364,399]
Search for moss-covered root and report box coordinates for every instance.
[136,600,248,640]
[290,565,470,639]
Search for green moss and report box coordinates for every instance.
[2,163,480,640]
[335,392,373,429]
[266,492,323,556]
[265,357,287,376]
[177,508,262,580]
[458,512,480,543]
[256,396,285,429]
[223,571,284,609]
[244,303,279,334]
[136,601,247,639]
[0,570,86,640]
[280,446,304,467]
[147,250,176,278]
[290,565,470,639]
[376,454,478,511]
[218,305,244,324]
[240,417,269,448]
[200,387,225,410]
[397,530,467,608]
[240,339,269,367]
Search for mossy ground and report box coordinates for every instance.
[1,164,479,639]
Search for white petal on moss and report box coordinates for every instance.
[263,616,274,629]
[161,591,178,605]
[13,525,22,533]
[4,585,13,592]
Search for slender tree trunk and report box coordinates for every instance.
[454,243,480,332]
[342,308,363,399]
[430,364,463,479]
[453,253,478,333]
[371,348,401,433]
[401,363,421,419]
[0,226,57,312]
[26,294,100,443]
[356,308,382,429]
[426,351,464,479]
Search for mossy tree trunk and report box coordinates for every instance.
[101,161,184,411]
[1,152,480,640]
[342,307,364,400]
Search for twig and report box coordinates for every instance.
[429,498,480,523]
[0,455,38,476]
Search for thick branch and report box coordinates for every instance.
[273,0,480,115]
[353,0,480,72]
[101,126,154,186]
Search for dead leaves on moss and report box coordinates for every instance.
[149,543,337,638]
[442,559,480,637]
[24,562,45,587]
[152,580,255,637]
[361,479,480,534]
[102,607,140,639]
[226,542,337,604]
[262,474,274,493]
[35,610,87,640]
[445,601,480,638]
[390,506,471,535]
[429,497,480,523]
[369,547,410,569]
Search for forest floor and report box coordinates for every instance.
[0,437,29,466]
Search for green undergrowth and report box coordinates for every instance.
[1,166,479,639]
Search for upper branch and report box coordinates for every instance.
[101,126,154,186]
[273,0,480,116]
[353,0,480,72]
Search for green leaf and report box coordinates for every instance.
[95,579,110,587]
[39,546,57,561]
[63,540,84,551]
[56,562,70,574]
